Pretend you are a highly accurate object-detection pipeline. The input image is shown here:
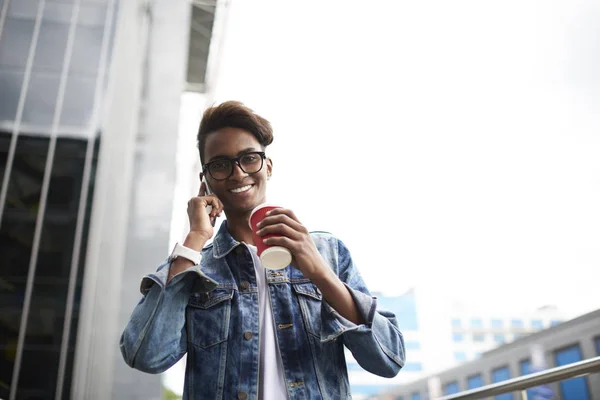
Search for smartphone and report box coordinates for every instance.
[201,177,215,226]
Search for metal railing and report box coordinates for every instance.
[438,356,600,400]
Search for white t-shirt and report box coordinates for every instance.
[247,245,289,400]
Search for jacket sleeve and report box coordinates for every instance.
[119,258,218,373]
[319,238,406,378]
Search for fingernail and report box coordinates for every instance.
[265,211,272,216]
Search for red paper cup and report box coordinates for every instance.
[249,203,292,270]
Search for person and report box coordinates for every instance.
[120,101,406,399]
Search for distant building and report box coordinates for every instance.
[373,308,600,400]
[347,287,566,399]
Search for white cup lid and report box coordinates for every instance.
[260,246,292,270]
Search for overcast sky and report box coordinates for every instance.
[200,0,600,316]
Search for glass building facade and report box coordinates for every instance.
[0,0,116,398]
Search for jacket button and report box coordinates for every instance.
[237,392,248,400]
[244,331,253,340]
[240,281,250,290]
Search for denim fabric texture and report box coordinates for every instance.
[120,221,405,399]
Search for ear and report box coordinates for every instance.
[266,157,273,179]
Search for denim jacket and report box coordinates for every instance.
[120,222,405,399]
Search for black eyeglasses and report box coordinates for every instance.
[202,151,266,180]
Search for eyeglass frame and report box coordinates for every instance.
[202,151,267,181]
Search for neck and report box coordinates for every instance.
[225,210,256,245]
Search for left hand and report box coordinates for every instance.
[256,208,326,279]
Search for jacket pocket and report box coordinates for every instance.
[187,288,234,349]
[292,282,323,338]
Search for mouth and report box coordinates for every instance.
[229,184,254,194]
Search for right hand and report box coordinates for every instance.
[187,181,223,239]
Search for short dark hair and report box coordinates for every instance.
[197,101,274,163]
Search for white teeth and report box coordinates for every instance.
[230,185,252,194]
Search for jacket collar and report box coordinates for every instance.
[212,220,242,259]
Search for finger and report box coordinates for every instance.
[258,213,306,233]
[263,235,296,252]
[257,223,302,240]
[266,207,300,223]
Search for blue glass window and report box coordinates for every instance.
[405,341,421,350]
[454,352,467,362]
[492,366,513,400]
[473,334,485,342]
[444,381,460,395]
[520,359,531,375]
[378,293,419,331]
[347,362,363,372]
[491,319,503,328]
[554,345,590,400]
[520,359,535,399]
[452,332,464,342]
[471,318,483,328]
[493,334,505,344]
[350,384,389,396]
[404,362,423,372]
[550,320,562,327]
[452,318,461,328]
[411,392,421,400]
[511,319,523,328]
[467,374,483,389]
[531,320,543,330]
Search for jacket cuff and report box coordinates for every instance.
[140,258,218,295]
[319,283,377,342]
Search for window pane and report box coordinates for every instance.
[452,332,464,342]
[473,334,485,342]
[596,337,600,355]
[411,392,421,400]
[405,341,420,350]
[61,137,99,400]
[22,72,61,125]
[404,362,422,372]
[0,69,24,122]
[451,319,461,328]
[43,2,73,24]
[493,334,505,344]
[511,319,523,328]
[61,75,95,128]
[491,367,513,400]
[78,4,107,27]
[7,0,39,20]
[467,374,483,389]
[491,319,503,328]
[33,21,69,71]
[17,137,87,398]
[454,352,467,362]
[471,318,483,328]
[531,320,543,330]
[554,345,590,400]
[0,133,49,400]
[444,382,460,395]
[0,19,36,67]
[69,25,103,74]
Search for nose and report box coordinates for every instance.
[230,160,247,180]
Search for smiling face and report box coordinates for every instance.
[202,127,272,216]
